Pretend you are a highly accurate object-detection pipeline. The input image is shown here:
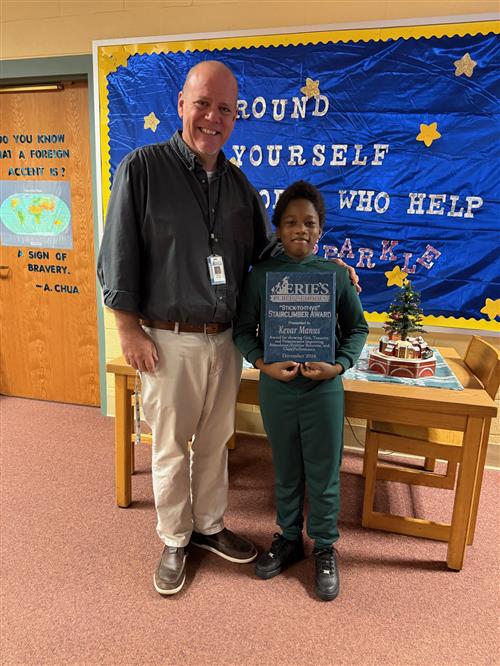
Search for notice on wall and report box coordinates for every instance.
[15,247,80,295]
[0,131,73,249]
[0,180,73,249]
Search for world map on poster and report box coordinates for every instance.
[0,193,70,235]
[0,180,73,249]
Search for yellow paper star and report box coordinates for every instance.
[454,53,477,78]
[300,77,320,99]
[480,298,500,321]
[385,266,408,288]
[144,112,160,132]
[416,122,441,147]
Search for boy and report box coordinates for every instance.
[233,181,368,601]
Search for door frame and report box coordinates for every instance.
[1,55,107,412]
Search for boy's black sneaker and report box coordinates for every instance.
[255,532,304,579]
[313,546,340,601]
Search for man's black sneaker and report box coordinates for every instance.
[190,528,257,563]
[254,533,304,579]
[313,546,340,601]
[153,546,187,596]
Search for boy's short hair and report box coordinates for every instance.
[272,180,326,229]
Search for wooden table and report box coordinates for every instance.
[106,348,497,571]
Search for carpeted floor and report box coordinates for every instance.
[1,396,499,666]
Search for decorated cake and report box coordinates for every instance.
[368,279,437,378]
[368,333,436,378]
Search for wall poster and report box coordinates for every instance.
[94,19,500,331]
[0,180,73,249]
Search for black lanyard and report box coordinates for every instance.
[183,164,222,253]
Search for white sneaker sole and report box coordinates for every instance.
[190,542,257,564]
[153,557,187,595]
[153,572,186,595]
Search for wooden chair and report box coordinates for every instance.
[362,336,500,544]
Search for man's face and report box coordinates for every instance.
[178,64,238,170]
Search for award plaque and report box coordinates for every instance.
[264,272,336,363]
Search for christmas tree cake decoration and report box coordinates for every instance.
[369,279,437,378]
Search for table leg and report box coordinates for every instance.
[447,416,483,570]
[466,418,491,545]
[115,374,132,507]
[361,427,379,527]
[130,401,135,475]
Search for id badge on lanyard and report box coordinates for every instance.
[207,254,227,285]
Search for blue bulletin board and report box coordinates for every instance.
[94,19,500,331]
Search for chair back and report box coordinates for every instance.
[464,336,500,399]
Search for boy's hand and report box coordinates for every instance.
[255,359,300,382]
[300,362,343,380]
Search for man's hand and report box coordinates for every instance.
[113,310,159,373]
[300,362,343,380]
[255,358,300,382]
[331,258,361,293]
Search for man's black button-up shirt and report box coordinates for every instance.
[97,131,270,323]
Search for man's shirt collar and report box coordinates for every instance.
[171,130,228,173]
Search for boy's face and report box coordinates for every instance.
[276,198,322,259]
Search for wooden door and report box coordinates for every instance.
[0,81,99,405]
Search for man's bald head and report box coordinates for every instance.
[183,60,238,96]
[178,60,239,170]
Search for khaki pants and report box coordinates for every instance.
[140,327,242,548]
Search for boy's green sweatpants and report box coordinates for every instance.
[259,372,345,549]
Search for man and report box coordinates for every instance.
[98,60,359,596]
